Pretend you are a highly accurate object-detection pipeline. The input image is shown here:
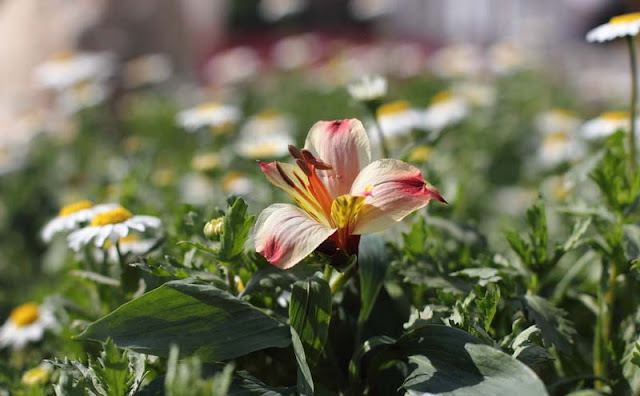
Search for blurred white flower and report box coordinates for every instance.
[493,186,537,216]
[123,53,172,88]
[488,42,525,75]
[41,201,119,242]
[349,0,395,20]
[67,207,161,251]
[33,51,114,91]
[580,111,637,140]
[100,235,158,263]
[587,13,640,43]
[417,91,468,131]
[57,80,110,114]
[236,110,294,159]
[0,303,58,350]
[347,75,387,102]
[222,172,254,196]
[191,152,222,173]
[386,43,426,78]
[429,44,483,79]
[373,100,418,141]
[205,47,261,86]
[259,0,307,22]
[271,34,319,71]
[179,173,214,205]
[452,82,496,107]
[537,132,585,168]
[21,362,53,386]
[176,102,240,132]
[535,109,581,135]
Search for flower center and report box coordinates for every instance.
[51,51,75,62]
[192,153,221,172]
[330,195,365,229]
[21,366,51,386]
[197,102,220,112]
[58,200,93,216]
[256,109,279,120]
[610,13,640,25]
[544,132,569,147]
[10,303,39,327]
[103,235,140,248]
[91,207,133,226]
[601,111,629,121]
[409,145,433,162]
[377,100,411,117]
[245,142,281,158]
[430,91,454,105]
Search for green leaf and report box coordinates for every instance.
[563,217,592,252]
[228,372,293,395]
[219,197,254,262]
[78,279,291,361]
[93,339,138,396]
[475,284,500,332]
[358,234,388,324]
[522,295,576,355]
[291,328,314,396]
[289,276,332,366]
[624,224,640,264]
[399,326,548,395]
[352,325,547,395]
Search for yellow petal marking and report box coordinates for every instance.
[331,194,366,229]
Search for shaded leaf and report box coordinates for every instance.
[291,328,314,396]
[78,279,291,361]
[358,234,388,324]
[522,295,576,355]
[219,197,254,262]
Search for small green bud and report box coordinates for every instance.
[204,217,224,239]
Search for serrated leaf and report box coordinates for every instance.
[563,217,592,252]
[219,197,254,262]
[93,339,133,396]
[358,234,388,324]
[289,276,332,366]
[78,279,291,361]
[475,284,500,332]
[522,295,576,355]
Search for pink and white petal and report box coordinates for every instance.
[351,159,444,234]
[254,204,336,269]
[304,118,371,198]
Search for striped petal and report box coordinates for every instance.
[304,118,371,199]
[350,159,445,234]
[254,204,336,269]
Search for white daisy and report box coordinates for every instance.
[179,173,214,205]
[21,363,53,386]
[123,53,173,88]
[347,74,388,103]
[372,100,418,141]
[236,111,295,159]
[580,111,638,140]
[57,80,110,114]
[33,51,114,91]
[100,235,159,263]
[349,0,395,20]
[587,13,640,43]
[0,303,58,350]
[222,172,254,196]
[41,201,119,242]
[535,109,581,135]
[191,152,223,173]
[67,207,161,251]
[259,0,307,22]
[417,91,469,131]
[537,131,586,168]
[176,102,240,132]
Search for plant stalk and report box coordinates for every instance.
[627,36,638,179]
[366,102,391,158]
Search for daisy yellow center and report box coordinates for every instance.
[192,153,221,172]
[610,13,640,24]
[51,51,74,62]
[330,195,366,228]
[245,142,280,158]
[197,102,220,112]
[377,100,411,117]
[256,109,279,120]
[430,91,453,105]
[90,207,133,226]
[601,111,629,121]
[544,132,569,147]
[103,235,140,248]
[59,200,93,217]
[409,145,433,162]
[10,303,39,327]
[22,366,51,386]
[222,172,246,191]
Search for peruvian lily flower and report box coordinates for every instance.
[255,118,445,269]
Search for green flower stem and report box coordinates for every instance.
[330,266,357,294]
[226,266,236,294]
[594,258,618,389]
[115,241,126,270]
[324,264,334,283]
[627,36,638,178]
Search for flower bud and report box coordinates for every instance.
[203,217,224,239]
